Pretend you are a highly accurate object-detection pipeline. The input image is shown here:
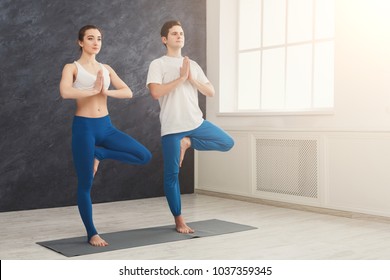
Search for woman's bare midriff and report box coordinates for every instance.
[75,94,109,118]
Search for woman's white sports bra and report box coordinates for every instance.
[73,61,110,90]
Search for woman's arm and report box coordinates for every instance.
[102,64,132,99]
[59,64,101,99]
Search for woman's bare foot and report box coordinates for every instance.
[175,215,194,234]
[89,234,108,247]
[180,137,191,167]
[93,158,100,177]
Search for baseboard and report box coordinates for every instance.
[196,189,390,224]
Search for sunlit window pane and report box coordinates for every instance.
[263,0,285,47]
[262,48,285,110]
[313,42,334,107]
[286,44,312,109]
[315,0,335,39]
[288,0,313,43]
[232,0,334,113]
[238,51,261,110]
[239,0,262,50]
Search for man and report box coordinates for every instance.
[146,20,234,233]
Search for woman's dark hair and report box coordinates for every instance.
[78,25,103,50]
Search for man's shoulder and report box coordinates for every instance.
[151,56,165,62]
[149,56,165,67]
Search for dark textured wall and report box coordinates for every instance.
[0,0,206,212]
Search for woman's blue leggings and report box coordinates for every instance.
[161,120,234,217]
[72,115,152,241]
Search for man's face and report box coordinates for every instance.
[163,25,185,49]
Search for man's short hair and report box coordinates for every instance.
[160,20,182,38]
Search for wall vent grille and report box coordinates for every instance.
[255,138,318,198]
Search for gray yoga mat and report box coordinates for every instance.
[37,219,257,257]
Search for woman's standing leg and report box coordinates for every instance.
[72,119,104,245]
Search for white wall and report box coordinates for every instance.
[196,0,390,217]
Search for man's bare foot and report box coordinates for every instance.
[175,215,194,234]
[89,234,108,247]
[93,158,100,177]
[180,137,191,167]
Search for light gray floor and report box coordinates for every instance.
[1,193,390,260]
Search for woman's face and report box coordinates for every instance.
[79,28,102,55]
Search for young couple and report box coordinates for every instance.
[59,21,234,247]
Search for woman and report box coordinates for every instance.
[60,25,151,246]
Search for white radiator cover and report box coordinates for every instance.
[253,136,320,203]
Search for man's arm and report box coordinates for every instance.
[188,79,215,97]
[148,77,186,100]
[187,56,215,97]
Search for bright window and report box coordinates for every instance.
[222,0,335,113]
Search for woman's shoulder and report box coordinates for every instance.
[64,61,77,66]
[100,63,114,74]
[101,63,112,69]
[62,62,77,73]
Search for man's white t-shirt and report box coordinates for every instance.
[146,55,209,136]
